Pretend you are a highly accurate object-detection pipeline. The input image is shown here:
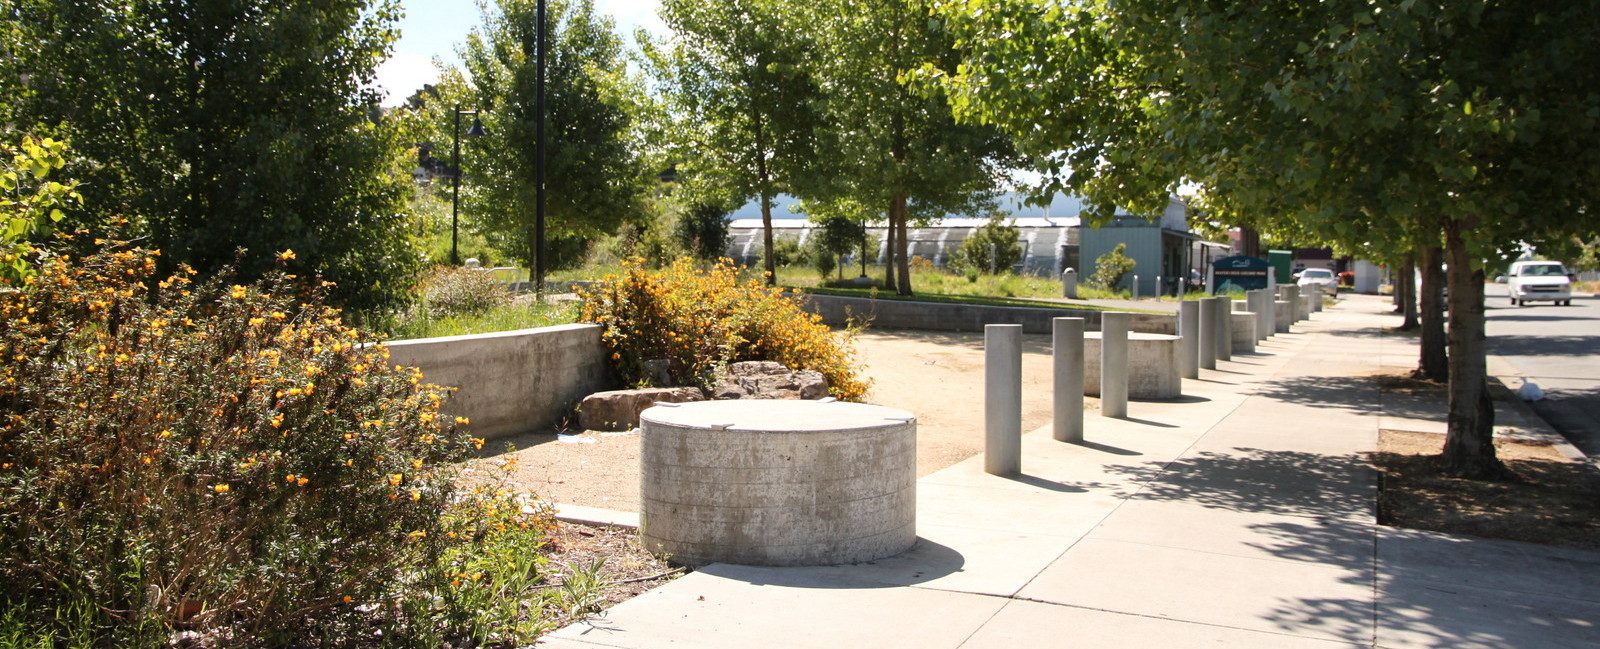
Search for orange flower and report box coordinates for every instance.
[277,249,296,261]
[213,484,230,493]
[388,473,403,486]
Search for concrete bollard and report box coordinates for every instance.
[1215,296,1232,362]
[1101,312,1130,418]
[1253,290,1273,340]
[1275,300,1292,333]
[985,324,1022,475]
[1053,317,1085,443]
[1061,268,1078,299]
[1198,297,1218,370]
[1178,299,1199,379]
[1286,285,1303,321]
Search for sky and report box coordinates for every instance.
[373,0,664,106]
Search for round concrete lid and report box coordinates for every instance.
[1084,332,1180,341]
[640,399,916,433]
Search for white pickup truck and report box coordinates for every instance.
[1506,260,1574,306]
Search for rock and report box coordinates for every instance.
[579,387,704,431]
[712,361,829,400]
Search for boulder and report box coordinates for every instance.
[712,361,829,400]
[578,387,704,431]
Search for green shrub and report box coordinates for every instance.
[0,241,541,645]
[950,215,1023,274]
[1090,242,1137,290]
[417,266,513,318]
[579,258,869,400]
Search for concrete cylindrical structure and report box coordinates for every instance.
[1229,310,1257,354]
[1052,317,1085,443]
[1083,332,1182,399]
[1198,297,1218,370]
[1062,268,1078,299]
[1100,312,1130,418]
[985,324,1022,475]
[1275,300,1293,333]
[1214,296,1233,362]
[1286,285,1303,321]
[1253,290,1272,340]
[1178,299,1200,379]
[640,400,917,567]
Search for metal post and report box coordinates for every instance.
[985,324,1022,475]
[1131,274,1139,300]
[1199,297,1218,370]
[1179,299,1199,379]
[534,0,548,294]
[1053,317,1085,443]
[1101,312,1130,418]
[451,105,462,266]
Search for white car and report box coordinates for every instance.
[1295,268,1337,294]
[1506,260,1573,306]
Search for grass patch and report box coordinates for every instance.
[382,299,581,340]
[1374,429,1600,552]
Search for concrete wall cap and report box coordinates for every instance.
[641,399,915,433]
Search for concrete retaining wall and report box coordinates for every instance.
[799,293,1176,335]
[385,324,612,440]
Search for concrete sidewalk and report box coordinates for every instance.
[540,294,1600,649]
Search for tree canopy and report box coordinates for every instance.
[438,0,648,270]
[935,0,1600,477]
[4,0,420,314]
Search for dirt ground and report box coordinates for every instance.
[471,329,1089,512]
[1375,429,1600,551]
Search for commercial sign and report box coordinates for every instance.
[1211,255,1271,293]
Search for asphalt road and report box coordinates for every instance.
[1484,287,1600,460]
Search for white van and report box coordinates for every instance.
[1506,260,1573,306]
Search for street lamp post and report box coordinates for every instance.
[450,105,487,266]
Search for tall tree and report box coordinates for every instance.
[5,0,419,313]
[647,0,824,286]
[446,0,647,269]
[937,1,1600,477]
[807,0,1014,296]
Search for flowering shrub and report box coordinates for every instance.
[0,240,536,645]
[579,258,869,401]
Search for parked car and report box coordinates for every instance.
[1506,260,1574,306]
[1295,268,1337,295]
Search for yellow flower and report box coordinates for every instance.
[270,311,287,320]
[411,459,423,470]
[408,530,426,538]
[270,413,284,428]
[213,484,230,493]
[230,285,247,299]
[388,473,403,486]
[297,477,309,486]
[248,317,266,326]
[472,438,485,450]
[286,474,297,483]
[277,249,296,261]
[410,490,421,501]
[454,416,470,425]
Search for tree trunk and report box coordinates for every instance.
[760,193,776,286]
[1439,220,1508,479]
[882,200,897,290]
[893,195,912,295]
[1397,255,1419,329]
[1416,245,1448,381]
